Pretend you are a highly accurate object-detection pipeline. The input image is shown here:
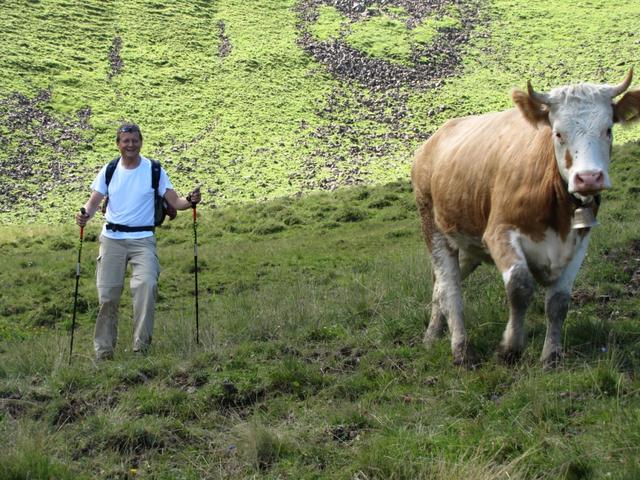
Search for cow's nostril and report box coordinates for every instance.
[574,171,605,192]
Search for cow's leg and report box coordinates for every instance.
[501,264,535,362]
[418,203,447,346]
[542,234,591,369]
[485,227,535,363]
[424,250,479,346]
[429,233,476,366]
[424,271,446,346]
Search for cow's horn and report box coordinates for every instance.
[527,81,551,105]
[609,68,633,98]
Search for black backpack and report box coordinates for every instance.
[102,157,168,227]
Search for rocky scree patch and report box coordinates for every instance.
[0,89,92,214]
[292,0,485,192]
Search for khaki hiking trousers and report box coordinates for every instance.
[94,235,160,359]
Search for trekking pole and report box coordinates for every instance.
[69,207,86,364]
[191,201,200,345]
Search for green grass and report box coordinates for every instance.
[1,143,640,478]
[2,1,640,477]
[309,5,347,41]
[1,0,640,223]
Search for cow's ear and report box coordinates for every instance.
[613,90,640,124]
[512,88,549,127]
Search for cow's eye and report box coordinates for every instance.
[554,131,564,143]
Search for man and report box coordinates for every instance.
[76,123,201,360]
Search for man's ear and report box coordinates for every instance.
[512,87,549,127]
[614,90,640,124]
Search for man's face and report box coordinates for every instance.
[117,131,142,161]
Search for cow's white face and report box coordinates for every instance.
[546,85,614,199]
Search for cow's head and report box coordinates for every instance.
[513,69,640,200]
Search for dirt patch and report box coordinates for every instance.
[0,394,34,419]
[571,288,614,308]
[218,21,232,58]
[623,240,640,296]
[51,397,91,426]
[108,36,124,80]
[213,381,266,414]
[329,423,362,443]
[605,239,640,297]
[171,370,208,391]
[324,345,364,374]
[0,89,92,212]
[573,239,640,318]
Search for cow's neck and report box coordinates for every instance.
[567,190,600,229]
[566,191,601,209]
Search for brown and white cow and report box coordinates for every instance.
[412,70,640,368]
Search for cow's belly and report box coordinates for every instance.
[519,228,589,286]
[444,228,590,286]
[446,232,493,263]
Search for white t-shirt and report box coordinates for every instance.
[91,156,174,239]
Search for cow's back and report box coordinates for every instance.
[412,108,560,242]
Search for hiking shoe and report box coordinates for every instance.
[96,351,114,361]
[133,346,150,356]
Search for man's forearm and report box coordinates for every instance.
[174,196,194,210]
[82,202,100,218]
[83,192,105,219]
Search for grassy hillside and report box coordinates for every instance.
[1,142,640,478]
[1,0,639,223]
[2,0,640,478]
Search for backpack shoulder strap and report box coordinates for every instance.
[105,157,119,189]
[150,159,161,193]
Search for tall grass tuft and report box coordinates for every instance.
[234,421,292,472]
[0,420,87,479]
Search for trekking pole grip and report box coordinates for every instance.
[79,207,86,238]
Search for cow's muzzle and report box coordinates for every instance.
[572,170,606,195]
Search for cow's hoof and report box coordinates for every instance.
[498,346,523,365]
[542,350,564,370]
[453,344,481,370]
